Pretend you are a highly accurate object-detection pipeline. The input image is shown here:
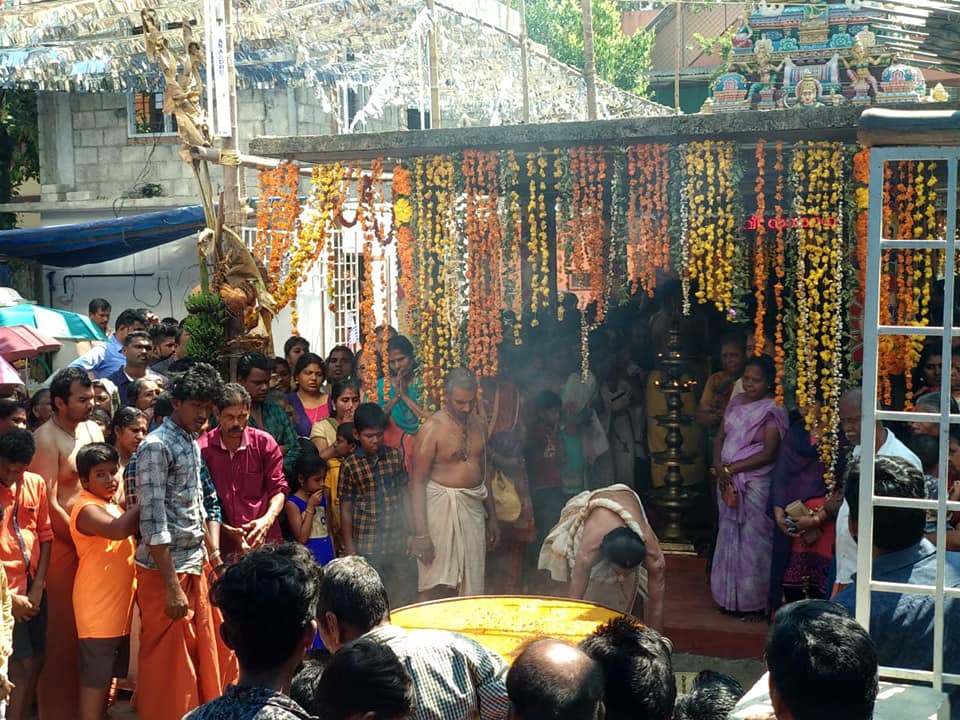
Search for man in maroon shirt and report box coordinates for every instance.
[199,384,287,557]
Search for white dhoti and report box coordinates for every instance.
[418,481,488,595]
[538,483,649,614]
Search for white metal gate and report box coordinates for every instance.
[860,146,960,696]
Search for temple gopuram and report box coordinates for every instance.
[707,1,943,112]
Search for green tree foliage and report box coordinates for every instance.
[525,0,653,95]
[0,90,40,230]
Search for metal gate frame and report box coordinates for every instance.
[860,146,960,693]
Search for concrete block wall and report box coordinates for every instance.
[37,86,410,206]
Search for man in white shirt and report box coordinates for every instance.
[834,387,922,593]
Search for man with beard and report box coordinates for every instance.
[411,368,499,600]
[29,367,102,719]
[199,384,287,558]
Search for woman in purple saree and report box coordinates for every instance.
[768,407,836,611]
[711,355,788,615]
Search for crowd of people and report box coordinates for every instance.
[0,290,953,718]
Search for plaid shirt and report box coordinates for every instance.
[249,400,301,476]
[125,454,222,525]
[134,418,206,575]
[366,624,509,720]
[339,446,409,556]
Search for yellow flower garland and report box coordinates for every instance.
[792,141,844,485]
[414,155,458,408]
[527,150,550,325]
[684,141,739,312]
[280,162,344,332]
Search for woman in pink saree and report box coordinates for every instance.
[711,354,788,615]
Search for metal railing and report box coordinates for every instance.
[859,145,960,695]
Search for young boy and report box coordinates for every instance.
[338,404,415,607]
[69,443,140,720]
[326,422,357,553]
[0,430,51,720]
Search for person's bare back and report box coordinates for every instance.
[419,410,485,489]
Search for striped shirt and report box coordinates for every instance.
[135,417,206,575]
[365,624,509,720]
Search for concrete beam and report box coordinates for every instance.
[249,102,956,163]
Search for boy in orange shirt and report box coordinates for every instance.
[0,430,51,720]
[69,443,139,720]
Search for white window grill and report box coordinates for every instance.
[859,145,960,696]
[330,227,360,347]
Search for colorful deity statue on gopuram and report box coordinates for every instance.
[708,1,929,113]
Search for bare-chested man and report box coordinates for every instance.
[29,367,102,719]
[538,484,665,631]
[411,368,499,599]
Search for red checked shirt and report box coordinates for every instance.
[199,426,287,555]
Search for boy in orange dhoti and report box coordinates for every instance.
[70,443,140,720]
[133,364,228,720]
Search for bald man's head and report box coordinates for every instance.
[507,639,604,720]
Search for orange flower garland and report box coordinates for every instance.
[753,139,768,356]
[392,164,417,332]
[256,162,302,292]
[626,144,671,296]
[463,150,504,379]
[564,146,608,323]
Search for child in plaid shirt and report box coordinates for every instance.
[339,404,416,607]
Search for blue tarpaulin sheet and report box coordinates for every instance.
[0,205,207,267]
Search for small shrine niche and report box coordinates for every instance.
[709,1,929,113]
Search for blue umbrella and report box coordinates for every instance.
[0,303,107,341]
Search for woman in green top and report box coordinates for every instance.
[377,335,428,473]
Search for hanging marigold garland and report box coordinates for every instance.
[753,139,769,357]
[499,150,524,344]
[791,141,845,487]
[554,148,573,320]
[683,140,743,313]
[357,161,387,392]
[563,146,609,323]
[913,160,937,337]
[771,143,787,403]
[275,162,344,333]
[392,164,417,332]
[256,161,302,291]
[877,160,938,405]
[627,144,671,296]
[255,162,300,282]
[413,155,458,408]
[463,150,504,379]
[526,150,550,325]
